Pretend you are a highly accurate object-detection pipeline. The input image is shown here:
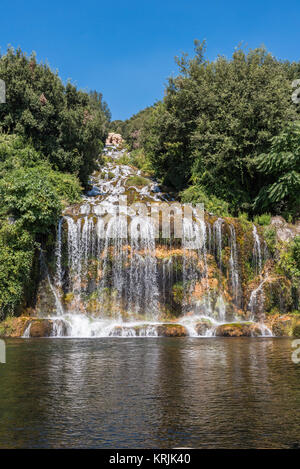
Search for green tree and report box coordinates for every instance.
[0,48,109,186]
[0,135,82,233]
[0,222,34,318]
[0,135,82,318]
[254,121,300,219]
[140,41,300,214]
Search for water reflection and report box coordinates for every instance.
[0,338,299,448]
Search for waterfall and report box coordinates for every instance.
[248,225,267,319]
[229,224,241,307]
[182,212,207,311]
[55,217,63,289]
[213,218,223,268]
[54,209,160,321]
[128,216,159,318]
[248,277,267,320]
[252,225,262,274]
[29,148,273,338]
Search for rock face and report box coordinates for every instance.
[108,323,188,337]
[156,324,188,337]
[265,315,300,337]
[271,216,300,242]
[29,319,53,337]
[195,320,213,336]
[106,133,123,147]
[0,317,31,338]
[215,323,261,337]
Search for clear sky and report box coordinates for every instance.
[1,0,300,120]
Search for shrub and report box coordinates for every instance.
[0,136,82,234]
[0,222,34,319]
[125,175,150,188]
[0,48,109,186]
[263,226,277,254]
[254,213,271,226]
[180,185,230,217]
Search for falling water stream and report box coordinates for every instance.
[24,147,272,338]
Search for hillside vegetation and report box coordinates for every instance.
[0,48,110,317]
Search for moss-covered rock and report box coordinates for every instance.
[29,319,53,337]
[195,319,213,335]
[215,322,254,337]
[292,323,300,338]
[108,323,188,337]
[0,316,31,338]
[265,315,293,336]
[156,324,188,337]
[125,175,150,188]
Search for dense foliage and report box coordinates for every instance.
[0,221,35,318]
[0,48,110,186]
[0,135,82,318]
[125,41,300,218]
[254,121,300,219]
[110,106,154,150]
[0,48,110,318]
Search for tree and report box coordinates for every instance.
[140,41,300,214]
[0,135,82,234]
[254,121,300,219]
[0,48,109,186]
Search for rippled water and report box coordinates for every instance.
[0,338,299,448]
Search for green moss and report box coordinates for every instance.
[224,322,252,328]
[172,282,184,304]
[64,292,74,303]
[125,175,150,188]
[292,323,300,338]
[254,213,271,226]
[263,226,276,253]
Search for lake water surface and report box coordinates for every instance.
[0,337,299,448]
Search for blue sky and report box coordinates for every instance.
[1,0,300,120]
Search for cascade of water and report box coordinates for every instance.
[213,218,223,268]
[55,217,63,289]
[30,148,274,338]
[229,224,241,306]
[40,250,64,316]
[182,211,212,316]
[129,216,159,319]
[252,225,262,275]
[207,221,212,254]
[111,214,128,315]
[248,277,267,320]
[247,225,267,319]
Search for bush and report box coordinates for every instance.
[0,136,82,234]
[277,236,300,290]
[263,226,277,254]
[0,222,34,319]
[125,175,150,188]
[138,41,300,216]
[292,236,300,270]
[180,185,230,217]
[254,213,271,226]
[254,121,300,219]
[238,212,249,221]
[0,48,109,186]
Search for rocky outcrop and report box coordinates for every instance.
[108,323,188,337]
[156,324,188,337]
[271,216,300,242]
[195,319,213,336]
[0,317,58,338]
[215,322,262,337]
[0,316,31,338]
[27,319,54,337]
[265,314,300,337]
[106,133,123,147]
